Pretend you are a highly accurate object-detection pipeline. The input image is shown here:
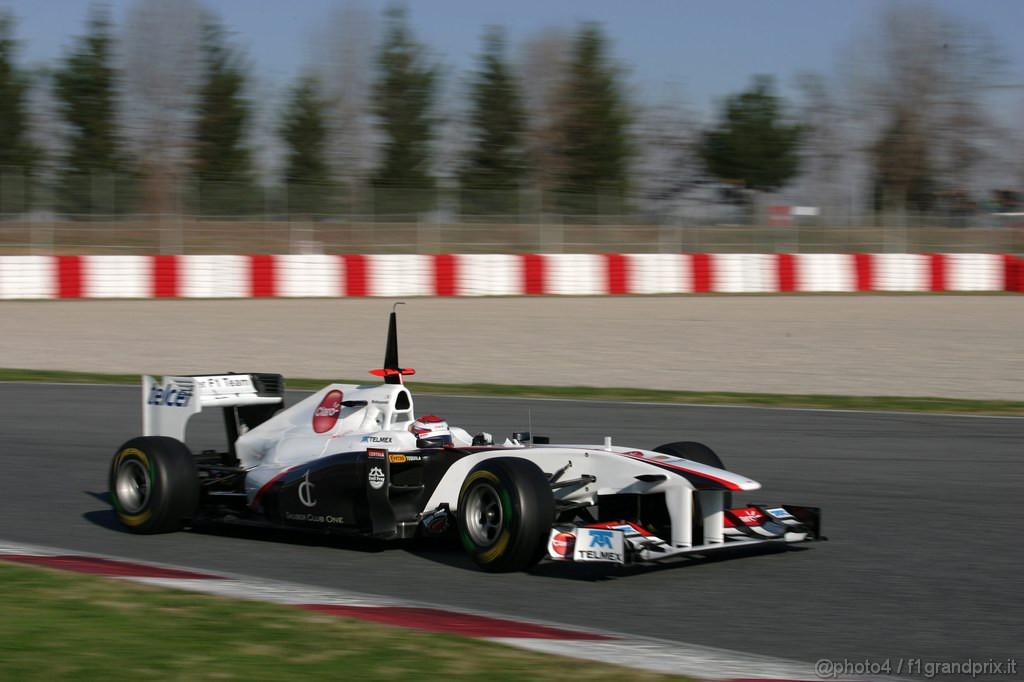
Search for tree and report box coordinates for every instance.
[0,12,38,212]
[794,72,855,221]
[370,5,438,214]
[870,108,934,212]
[632,95,703,215]
[280,75,335,215]
[53,9,129,215]
[553,23,631,215]
[312,2,375,194]
[121,0,205,214]
[699,75,802,201]
[458,28,528,216]
[854,4,1003,213]
[193,20,257,215]
[519,27,572,201]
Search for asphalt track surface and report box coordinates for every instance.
[2,383,1021,678]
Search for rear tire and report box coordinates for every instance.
[458,458,554,573]
[109,436,199,534]
[653,441,732,508]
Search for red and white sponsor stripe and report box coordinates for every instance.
[0,255,56,299]
[458,254,520,296]
[178,255,249,298]
[0,540,843,681]
[854,253,874,291]
[792,254,855,292]
[713,254,776,293]
[627,253,691,294]
[0,253,1019,299]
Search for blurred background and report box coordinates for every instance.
[0,0,1022,255]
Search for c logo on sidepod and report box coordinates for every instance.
[312,389,343,433]
[298,470,317,508]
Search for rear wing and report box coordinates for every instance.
[142,374,285,448]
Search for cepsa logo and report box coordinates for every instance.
[550,532,576,557]
[312,389,344,433]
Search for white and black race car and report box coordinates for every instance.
[109,309,822,572]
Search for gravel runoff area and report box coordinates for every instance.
[1,296,1020,400]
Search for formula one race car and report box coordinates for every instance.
[109,308,822,572]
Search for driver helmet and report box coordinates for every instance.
[409,415,454,448]
[409,415,449,436]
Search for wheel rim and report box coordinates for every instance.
[116,459,150,514]
[463,482,503,547]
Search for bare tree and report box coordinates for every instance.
[312,1,377,196]
[852,3,1003,212]
[518,27,572,197]
[120,0,206,213]
[794,72,855,221]
[26,68,62,188]
[631,89,702,216]
[1018,100,1024,189]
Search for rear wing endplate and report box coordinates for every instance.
[142,373,285,442]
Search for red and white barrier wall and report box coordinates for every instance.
[0,253,1021,299]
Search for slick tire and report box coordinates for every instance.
[458,458,554,573]
[109,436,199,534]
[653,441,732,509]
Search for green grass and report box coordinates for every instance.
[0,561,683,681]
[1,367,1022,416]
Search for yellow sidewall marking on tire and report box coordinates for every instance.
[478,530,510,564]
[461,470,511,564]
[462,470,499,490]
[114,447,152,527]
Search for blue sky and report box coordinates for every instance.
[3,0,1023,114]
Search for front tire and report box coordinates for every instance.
[109,436,199,534]
[458,458,554,573]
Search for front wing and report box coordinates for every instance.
[547,504,823,564]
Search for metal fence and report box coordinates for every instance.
[1,215,1022,255]
[1,170,1022,255]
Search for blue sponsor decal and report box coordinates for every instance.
[767,507,791,519]
[147,384,192,408]
[589,529,615,549]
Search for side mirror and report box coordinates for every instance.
[533,436,550,444]
[512,431,531,442]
